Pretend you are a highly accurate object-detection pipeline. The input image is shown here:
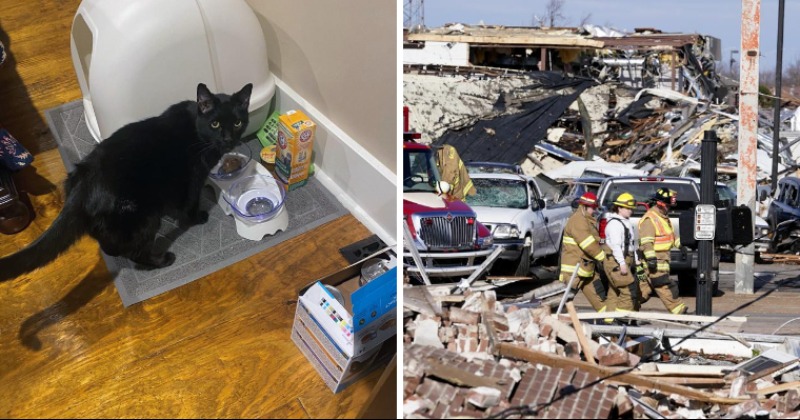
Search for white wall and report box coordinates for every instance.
[403,42,470,66]
[248,0,397,172]
[247,0,398,245]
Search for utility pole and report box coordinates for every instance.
[736,0,759,295]
[772,0,786,193]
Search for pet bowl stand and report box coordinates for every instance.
[206,161,289,241]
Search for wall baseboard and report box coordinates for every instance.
[274,77,397,246]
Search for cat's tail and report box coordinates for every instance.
[0,192,85,282]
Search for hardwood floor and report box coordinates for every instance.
[0,1,392,418]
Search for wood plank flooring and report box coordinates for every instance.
[0,1,391,417]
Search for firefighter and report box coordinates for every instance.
[638,187,688,315]
[602,192,642,313]
[559,192,608,312]
[435,144,476,200]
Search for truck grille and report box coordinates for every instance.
[419,216,476,250]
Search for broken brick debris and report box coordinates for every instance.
[403,284,800,419]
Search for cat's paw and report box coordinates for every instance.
[156,252,176,268]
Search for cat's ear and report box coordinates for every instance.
[197,83,215,115]
[232,83,253,111]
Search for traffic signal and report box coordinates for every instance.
[728,206,754,246]
[678,205,753,247]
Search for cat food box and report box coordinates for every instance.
[276,109,315,191]
[291,247,397,393]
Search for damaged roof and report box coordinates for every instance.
[431,73,596,164]
[406,23,705,51]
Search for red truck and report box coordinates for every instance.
[402,140,499,282]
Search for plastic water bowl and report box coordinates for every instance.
[223,173,285,222]
[209,142,252,181]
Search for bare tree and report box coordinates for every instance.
[532,1,592,29]
[784,56,800,89]
[546,0,566,26]
[578,12,592,27]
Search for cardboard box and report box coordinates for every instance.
[276,109,315,191]
[291,248,397,393]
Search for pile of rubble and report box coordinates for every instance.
[403,283,800,419]
[404,71,799,184]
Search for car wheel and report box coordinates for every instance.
[514,238,532,277]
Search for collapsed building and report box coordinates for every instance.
[403,24,800,419]
[403,24,800,190]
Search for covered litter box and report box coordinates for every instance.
[70,0,275,143]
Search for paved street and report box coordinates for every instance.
[571,261,800,336]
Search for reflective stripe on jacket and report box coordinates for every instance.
[560,208,606,278]
[436,145,476,200]
[638,207,679,262]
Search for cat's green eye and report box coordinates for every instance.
[211,121,220,129]
[234,120,242,128]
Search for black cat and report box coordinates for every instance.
[0,82,253,281]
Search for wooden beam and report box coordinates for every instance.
[497,343,760,405]
[541,316,600,357]
[559,311,747,324]
[755,381,800,397]
[587,324,787,344]
[566,302,597,365]
[640,377,726,387]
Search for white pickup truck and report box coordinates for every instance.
[596,176,720,294]
[464,163,572,276]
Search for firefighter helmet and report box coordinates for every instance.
[613,192,636,209]
[577,192,599,208]
[652,187,677,207]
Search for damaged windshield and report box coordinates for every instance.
[403,149,441,193]
[466,178,528,209]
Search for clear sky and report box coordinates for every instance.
[419,0,798,73]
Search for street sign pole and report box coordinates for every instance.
[696,131,717,315]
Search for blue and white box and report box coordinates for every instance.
[291,248,397,393]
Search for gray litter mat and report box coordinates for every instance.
[45,101,348,306]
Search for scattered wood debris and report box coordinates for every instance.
[403,281,800,419]
[759,254,800,265]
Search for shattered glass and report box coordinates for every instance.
[466,178,528,209]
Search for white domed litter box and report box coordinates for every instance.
[70,0,275,143]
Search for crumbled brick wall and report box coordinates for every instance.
[511,366,615,419]
[405,343,615,419]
